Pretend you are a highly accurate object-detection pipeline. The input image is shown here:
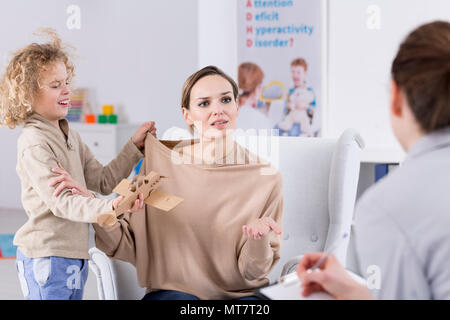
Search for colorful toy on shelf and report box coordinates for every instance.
[102,105,114,115]
[97,114,108,124]
[97,104,118,124]
[66,88,91,122]
[108,114,117,124]
[84,114,96,123]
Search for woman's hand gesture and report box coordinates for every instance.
[242,217,281,240]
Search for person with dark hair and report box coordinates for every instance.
[297,20,450,300]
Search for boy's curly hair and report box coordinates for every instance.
[0,28,75,128]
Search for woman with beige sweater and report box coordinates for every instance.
[58,66,284,300]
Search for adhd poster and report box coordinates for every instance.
[237,0,323,137]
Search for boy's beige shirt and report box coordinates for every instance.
[94,133,284,299]
[14,113,143,259]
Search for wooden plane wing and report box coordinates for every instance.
[144,189,184,212]
[112,179,134,197]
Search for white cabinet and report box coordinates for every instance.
[0,127,23,209]
[69,123,140,166]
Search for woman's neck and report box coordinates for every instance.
[183,132,236,165]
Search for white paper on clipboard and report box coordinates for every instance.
[256,274,335,300]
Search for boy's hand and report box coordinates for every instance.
[50,163,94,198]
[242,217,281,240]
[132,121,157,150]
[112,193,144,211]
[97,193,144,227]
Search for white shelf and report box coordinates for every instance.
[361,147,405,164]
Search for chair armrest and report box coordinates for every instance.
[281,254,304,277]
[88,259,104,300]
[88,247,118,300]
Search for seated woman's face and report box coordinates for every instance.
[185,75,238,138]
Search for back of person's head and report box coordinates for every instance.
[237,62,264,105]
[291,57,308,71]
[0,28,74,129]
[391,20,450,133]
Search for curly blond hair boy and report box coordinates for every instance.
[0,29,74,128]
[0,29,153,300]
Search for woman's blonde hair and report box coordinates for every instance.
[0,28,75,128]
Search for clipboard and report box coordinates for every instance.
[254,272,335,300]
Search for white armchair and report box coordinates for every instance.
[88,129,365,298]
[234,129,364,282]
[264,129,364,282]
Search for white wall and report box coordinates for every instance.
[0,0,198,133]
[0,0,198,209]
[198,0,237,80]
[327,0,450,163]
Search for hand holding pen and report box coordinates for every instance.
[296,233,373,300]
[278,233,348,287]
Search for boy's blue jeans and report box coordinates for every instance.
[15,249,89,300]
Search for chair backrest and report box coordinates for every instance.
[236,129,364,283]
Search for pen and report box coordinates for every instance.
[277,232,349,287]
[307,232,349,273]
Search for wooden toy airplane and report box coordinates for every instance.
[94,171,183,227]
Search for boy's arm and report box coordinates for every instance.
[81,137,143,195]
[20,144,115,223]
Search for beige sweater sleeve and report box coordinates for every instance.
[81,138,143,195]
[93,212,138,265]
[20,144,115,223]
[238,174,284,281]
[92,141,145,265]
